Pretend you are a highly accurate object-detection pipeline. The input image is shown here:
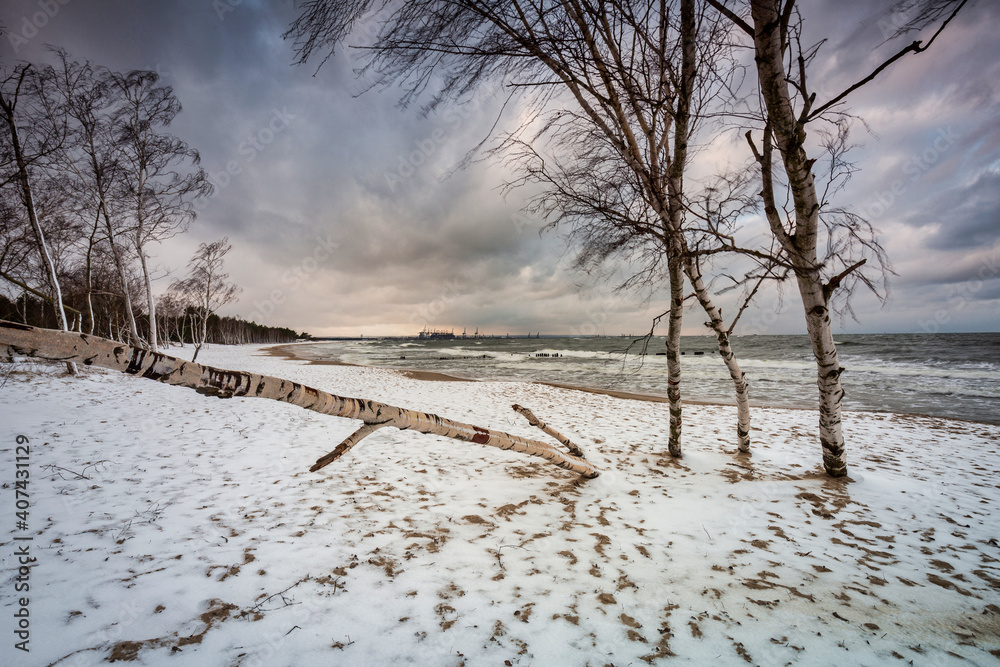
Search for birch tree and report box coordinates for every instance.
[32,53,145,346]
[35,52,117,338]
[1,320,599,478]
[0,64,77,373]
[706,0,966,475]
[172,237,241,362]
[287,0,756,456]
[110,70,212,352]
[155,288,187,346]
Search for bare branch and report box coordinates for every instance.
[807,0,968,121]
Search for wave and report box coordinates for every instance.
[844,364,1000,381]
[913,388,1000,399]
[306,337,1000,424]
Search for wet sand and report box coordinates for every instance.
[265,343,993,422]
[265,342,720,406]
[265,343,476,383]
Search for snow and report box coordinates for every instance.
[1,343,999,666]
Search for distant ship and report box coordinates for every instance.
[416,327,540,340]
[418,327,456,340]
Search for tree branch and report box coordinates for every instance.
[704,0,755,37]
[311,423,387,471]
[808,0,968,121]
[823,258,866,301]
[512,403,587,458]
[0,270,83,315]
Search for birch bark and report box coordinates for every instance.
[138,247,158,350]
[665,254,685,457]
[749,0,847,475]
[685,256,751,451]
[0,85,76,375]
[1,321,599,478]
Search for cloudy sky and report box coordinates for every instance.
[2,0,998,337]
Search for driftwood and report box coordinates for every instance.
[0,321,599,478]
[511,404,585,458]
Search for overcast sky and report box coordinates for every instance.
[2,0,998,337]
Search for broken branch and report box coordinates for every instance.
[311,423,387,471]
[823,258,867,301]
[512,403,587,458]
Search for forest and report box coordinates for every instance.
[1,50,306,350]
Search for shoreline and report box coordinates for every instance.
[263,342,996,425]
[265,341,724,406]
[264,342,477,383]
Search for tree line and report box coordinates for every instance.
[1,49,307,359]
[0,292,304,347]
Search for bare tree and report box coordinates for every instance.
[287,0,761,456]
[172,237,241,363]
[707,0,965,475]
[155,287,187,347]
[110,69,212,352]
[34,51,117,338]
[0,63,76,373]
[15,51,211,351]
[32,52,145,346]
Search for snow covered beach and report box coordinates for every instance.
[2,343,999,666]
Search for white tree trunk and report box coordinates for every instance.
[1,321,600,478]
[101,212,142,346]
[84,266,95,336]
[114,245,141,347]
[665,255,684,457]
[95,199,142,347]
[661,0,697,458]
[797,272,847,475]
[750,0,847,476]
[2,107,76,375]
[685,257,751,452]
[30,215,70,333]
[138,248,158,351]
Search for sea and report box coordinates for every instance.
[290,333,1000,425]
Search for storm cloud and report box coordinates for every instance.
[2,0,998,335]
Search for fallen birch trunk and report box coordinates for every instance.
[0,321,599,478]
